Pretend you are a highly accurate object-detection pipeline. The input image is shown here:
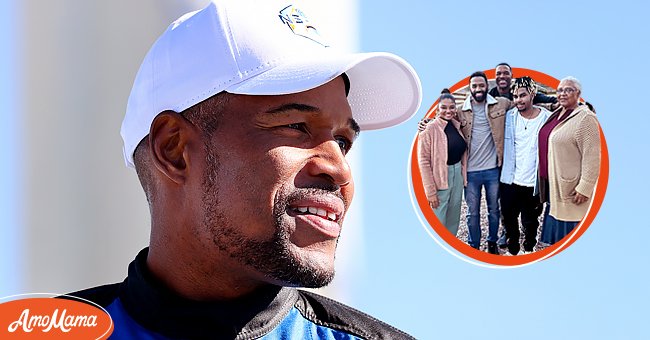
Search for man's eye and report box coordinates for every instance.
[286,123,308,132]
[335,137,352,155]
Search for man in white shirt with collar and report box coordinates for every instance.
[499,77,551,255]
[458,71,510,254]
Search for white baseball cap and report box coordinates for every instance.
[121,0,422,168]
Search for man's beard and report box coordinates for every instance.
[496,78,510,92]
[517,101,532,113]
[471,90,486,102]
[200,142,336,288]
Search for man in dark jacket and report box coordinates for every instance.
[69,0,422,338]
[489,62,558,104]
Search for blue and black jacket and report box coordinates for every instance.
[69,248,413,339]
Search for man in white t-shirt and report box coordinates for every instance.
[499,77,551,255]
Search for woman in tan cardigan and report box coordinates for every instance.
[418,89,468,236]
[538,76,601,244]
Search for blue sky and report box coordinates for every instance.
[352,0,649,338]
[0,0,22,294]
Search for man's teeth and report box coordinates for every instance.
[296,207,338,221]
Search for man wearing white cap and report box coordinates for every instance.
[70,0,421,338]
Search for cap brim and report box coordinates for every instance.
[225,51,422,130]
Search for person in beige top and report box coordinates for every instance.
[538,76,601,244]
[418,89,468,236]
[457,71,510,254]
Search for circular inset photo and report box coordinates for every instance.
[410,66,608,267]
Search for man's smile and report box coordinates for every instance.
[287,194,345,238]
[293,206,339,221]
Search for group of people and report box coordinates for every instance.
[418,63,601,255]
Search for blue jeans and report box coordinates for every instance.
[464,167,501,249]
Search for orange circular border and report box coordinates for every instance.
[411,68,609,266]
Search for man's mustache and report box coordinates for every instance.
[286,186,348,210]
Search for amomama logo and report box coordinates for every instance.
[0,295,113,339]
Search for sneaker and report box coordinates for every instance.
[497,233,507,249]
[508,245,520,256]
[487,242,499,255]
[523,241,536,253]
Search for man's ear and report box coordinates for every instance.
[148,111,198,184]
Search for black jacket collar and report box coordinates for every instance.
[119,248,298,339]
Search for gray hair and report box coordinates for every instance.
[560,76,582,92]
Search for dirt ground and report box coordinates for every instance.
[455,188,549,255]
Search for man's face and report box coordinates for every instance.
[470,76,488,103]
[495,65,512,91]
[512,87,534,112]
[557,80,580,109]
[192,77,357,289]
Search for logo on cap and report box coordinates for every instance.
[278,5,329,47]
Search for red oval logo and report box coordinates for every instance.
[0,296,113,339]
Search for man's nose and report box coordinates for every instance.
[305,140,352,187]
